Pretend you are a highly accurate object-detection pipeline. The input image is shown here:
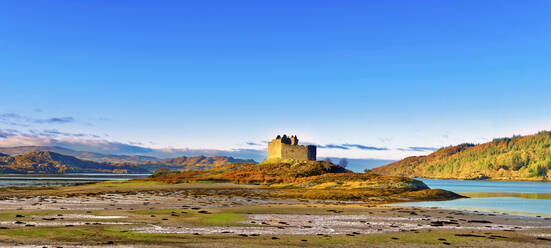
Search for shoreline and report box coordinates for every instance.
[413,177,551,183]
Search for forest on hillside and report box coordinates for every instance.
[372,131,551,181]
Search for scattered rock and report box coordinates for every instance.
[467,220,492,224]
[455,234,485,238]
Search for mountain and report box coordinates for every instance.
[0,146,159,163]
[0,151,150,174]
[372,131,551,181]
[0,146,257,173]
[135,155,257,171]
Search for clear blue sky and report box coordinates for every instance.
[0,0,550,160]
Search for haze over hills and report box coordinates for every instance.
[372,131,551,181]
[0,151,150,174]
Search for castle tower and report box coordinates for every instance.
[267,135,316,161]
[290,135,298,145]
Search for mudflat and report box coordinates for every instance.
[0,181,550,247]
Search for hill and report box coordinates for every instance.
[372,131,551,181]
[0,151,150,174]
[135,155,256,171]
[141,159,461,201]
[146,159,429,189]
[0,146,256,172]
[0,146,158,163]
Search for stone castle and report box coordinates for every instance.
[267,135,316,161]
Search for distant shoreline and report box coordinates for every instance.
[411,176,551,183]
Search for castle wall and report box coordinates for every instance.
[280,143,309,161]
[267,139,316,161]
[267,141,282,160]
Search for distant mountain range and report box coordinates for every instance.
[0,151,150,174]
[372,131,551,181]
[135,156,256,172]
[323,157,395,173]
[0,146,159,163]
[0,146,257,174]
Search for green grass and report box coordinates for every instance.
[200,212,243,226]
[0,210,63,219]
[0,225,539,247]
[125,208,245,226]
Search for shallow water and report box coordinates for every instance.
[420,178,551,193]
[0,173,150,188]
[392,179,551,217]
[394,197,551,217]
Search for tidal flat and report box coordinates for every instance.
[0,181,550,247]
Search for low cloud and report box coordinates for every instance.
[342,144,389,151]
[318,144,350,150]
[26,129,98,139]
[0,132,266,162]
[36,117,74,124]
[0,112,76,126]
[245,142,262,146]
[398,146,439,152]
[0,129,19,138]
[317,143,388,151]
[0,113,30,127]
[0,135,155,154]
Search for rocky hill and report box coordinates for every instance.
[0,151,150,174]
[372,131,551,181]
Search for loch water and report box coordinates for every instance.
[0,173,151,188]
[391,178,551,217]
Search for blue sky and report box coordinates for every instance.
[0,0,550,160]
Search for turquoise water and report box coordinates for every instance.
[420,178,551,193]
[390,179,551,217]
[395,197,551,217]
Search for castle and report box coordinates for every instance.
[267,135,316,161]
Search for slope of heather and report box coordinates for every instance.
[140,159,462,202]
[0,151,149,174]
[144,159,434,191]
[372,131,551,181]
